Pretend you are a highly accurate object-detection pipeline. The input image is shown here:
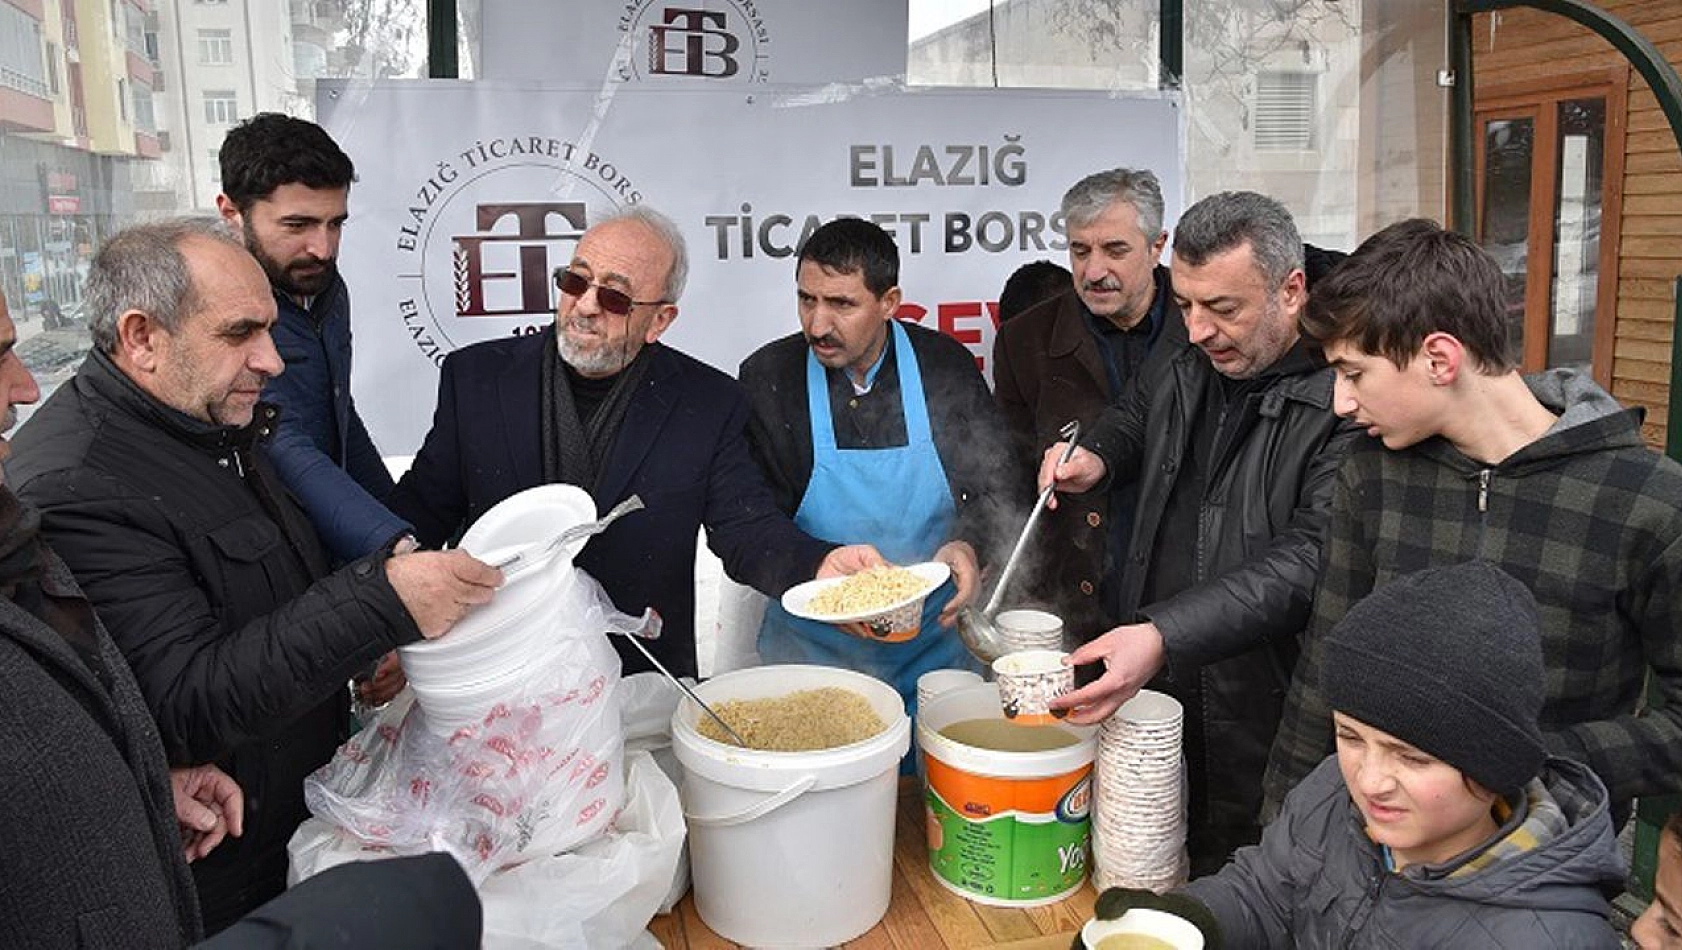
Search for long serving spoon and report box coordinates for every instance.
[985,419,1081,617]
[613,630,750,748]
[954,420,1081,663]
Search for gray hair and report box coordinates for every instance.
[594,204,689,303]
[1061,168,1165,239]
[1172,191,1304,288]
[87,217,241,355]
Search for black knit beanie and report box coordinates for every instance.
[1321,561,1546,796]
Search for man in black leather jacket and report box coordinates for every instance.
[1039,191,1359,874]
[8,218,502,932]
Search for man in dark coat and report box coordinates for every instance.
[387,205,880,681]
[8,219,502,932]
[1040,191,1359,875]
[992,168,1180,643]
[219,112,411,707]
[221,113,409,567]
[0,285,483,949]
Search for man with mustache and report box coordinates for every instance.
[8,219,501,931]
[739,218,1014,722]
[217,113,410,567]
[218,114,411,709]
[388,206,881,682]
[1039,192,1359,875]
[992,168,1181,645]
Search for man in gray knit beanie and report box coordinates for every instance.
[1086,560,1627,946]
[1322,560,1547,795]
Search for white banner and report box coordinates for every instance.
[479,0,909,85]
[319,81,1183,454]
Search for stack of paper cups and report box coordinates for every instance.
[1091,690,1189,892]
[994,609,1065,653]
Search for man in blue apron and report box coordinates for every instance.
[740,218,1017,726]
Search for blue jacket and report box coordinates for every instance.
[262,277,409,563]
[385,333,836,680]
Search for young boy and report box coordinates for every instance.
[1262,218,1682,827]
[1089,563,1625,948]
[1635,810,1682,949]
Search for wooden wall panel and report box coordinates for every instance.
[1475,2,1682,448]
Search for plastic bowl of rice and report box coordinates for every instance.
[782,561,950,642]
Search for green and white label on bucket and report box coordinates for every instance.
[924,762,1092,904]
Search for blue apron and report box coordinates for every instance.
[758,321,978,728]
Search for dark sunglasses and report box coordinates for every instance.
[554,268,669,316]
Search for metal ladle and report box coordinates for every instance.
[955,420,1080,664]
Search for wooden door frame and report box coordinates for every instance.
[1473,66,1629,386]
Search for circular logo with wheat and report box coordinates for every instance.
[405,158,636,362]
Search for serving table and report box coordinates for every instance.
[652,777,1094,949]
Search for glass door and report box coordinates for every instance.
[1474,71,1625,383]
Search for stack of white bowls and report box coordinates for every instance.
[399,485,600,738]
[994,608,1065,654]
[1091,689,1189,892]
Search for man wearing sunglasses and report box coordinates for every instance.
[389,206,882,681]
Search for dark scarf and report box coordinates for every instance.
[0,485,107,687]
[539,325,653,489]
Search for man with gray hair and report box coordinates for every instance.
[388,206,881,681]
[992,168,1180,643]
[7,217,502,931]
[1037,191,1359,873]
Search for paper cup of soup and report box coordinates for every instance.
[991,649,1074,725]
[1082,908,1205,950]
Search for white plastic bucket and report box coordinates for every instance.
[918,683,1097,906]
[671,665,911,948]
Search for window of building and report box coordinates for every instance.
[203,89,238,124]
[45,42,60,95]
[1253,71,1317,151]
[132,79,156,133]
[198,29,233,66]
[117,78,127,120]
[123,3,147,56]
[0,5,48,98]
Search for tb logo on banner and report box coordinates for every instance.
[620,2,770,83]
[454,202,587,318]
[649,9,739,78]
[390,138,650,364]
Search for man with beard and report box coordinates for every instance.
[1037,192,1359,874]
[218,113,409,567]
[9,219,501,931]
[388,206,881,681]
[218,114,409,708]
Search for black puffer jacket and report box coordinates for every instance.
[1085,324,1358,867]
[8,350,421,933]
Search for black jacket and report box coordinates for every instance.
[1085,322,1358,865]
[9,350,422,932]
[387,335,835,680]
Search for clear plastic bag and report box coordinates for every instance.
[301,571,657,884]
